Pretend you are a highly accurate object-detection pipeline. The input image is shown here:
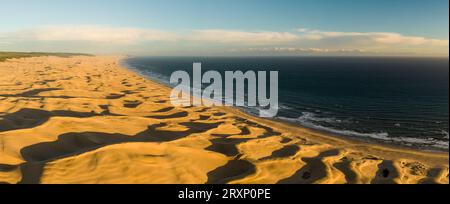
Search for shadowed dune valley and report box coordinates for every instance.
[0,55,448,184]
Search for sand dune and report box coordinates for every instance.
[0,56,448,184]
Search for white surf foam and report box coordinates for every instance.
[442,130,449,140]
[278,112,449,150]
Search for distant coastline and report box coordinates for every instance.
[0,51,92,62]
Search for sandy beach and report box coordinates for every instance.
[0,55,448,184]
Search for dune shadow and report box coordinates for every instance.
[205,120,283,158]
[0,164,18,172]
[233,117,282,138]
[211,126,251,138]
[212,112,227,117]
[333,158,358,184]
[280,137,293,144]
[0,108,100,132]
[123,100,142,108]
[153,107,175,113]
[146,111,189,119]
[106,93,125,99]
[0,88,62,98]
[18,162,45,184]
[206,160,256,184]
[419,168,443,184]
[18,121,223,183]
[153,100,167,104]
[370,160,399,184]
[278,149,341,184]
[194,108,210,113]
[206,138,251,157]
[261,145,300,161]
[198,115,211,120]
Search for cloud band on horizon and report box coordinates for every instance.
[0,25,448,56]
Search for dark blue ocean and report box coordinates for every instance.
[124,57,449,151]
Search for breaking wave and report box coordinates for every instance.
[278,112,449,150]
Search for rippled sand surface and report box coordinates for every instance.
[0,56,448,184]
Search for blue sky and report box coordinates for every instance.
[0,0,448,56]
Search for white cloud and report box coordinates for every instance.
[0,25,447,56]
[2,26,447,47]
[297,28,449,46]
[190,29,300,45]
[2,26,300,45]
[3,25,179,44]
[231,47,373,55]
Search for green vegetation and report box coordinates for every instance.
[0,52,92,62]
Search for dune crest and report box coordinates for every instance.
[0,56,448,184]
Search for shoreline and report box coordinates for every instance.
[0,55,447,184]
[120,57,449,156]
[118,56,448,167]
[219,105,449,163]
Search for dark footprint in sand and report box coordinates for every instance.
[206,160,256,184]
[278,149,341,184]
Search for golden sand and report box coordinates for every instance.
[0,56,448,184]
